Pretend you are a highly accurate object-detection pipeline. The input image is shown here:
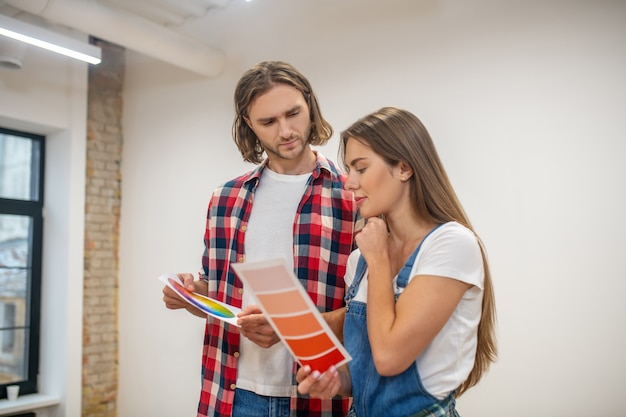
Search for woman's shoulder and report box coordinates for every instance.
[432,221,478,246]
[421,222,483,286]
[425,222,482,267]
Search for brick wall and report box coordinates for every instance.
[83,38,124,417]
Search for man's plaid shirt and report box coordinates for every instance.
[198,153,358,417]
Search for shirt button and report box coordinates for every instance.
[237,288,243,295]
[234,352,240,358]
[230,384,236,390]
[241,225,247,231]
[238,256,244,262]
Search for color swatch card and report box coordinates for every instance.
[231,259,351,372]
[158,272,241,327]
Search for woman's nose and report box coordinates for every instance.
[344,174,358,191]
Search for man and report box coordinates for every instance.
[162,61,358,417]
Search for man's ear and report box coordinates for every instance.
[244,116,252,129]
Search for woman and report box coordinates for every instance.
[296,107,497,416]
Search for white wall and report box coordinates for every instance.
[119,1,626,416]
[2,0,623,416]
[0,45,88,416]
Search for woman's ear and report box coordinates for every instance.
[396,161,413,181]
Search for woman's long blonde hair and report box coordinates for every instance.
[340,107,497,396]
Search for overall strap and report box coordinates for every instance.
[344,255,367,305]
[345,223,445,304]
[396,223,445,291]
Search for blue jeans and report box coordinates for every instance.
[232,388,290,417]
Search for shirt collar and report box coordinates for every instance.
[242,151,333,185]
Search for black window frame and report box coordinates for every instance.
[0,126,44,398]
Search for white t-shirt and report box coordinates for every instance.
[236,168,310,397]
[344,221,484,399]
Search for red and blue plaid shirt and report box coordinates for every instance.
[198,152,358,417]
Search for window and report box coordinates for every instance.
[0,127,44,398]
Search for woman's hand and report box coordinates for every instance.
[296,365,342,398]
[355,217,389,265]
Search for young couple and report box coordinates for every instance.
[162,60,496,417]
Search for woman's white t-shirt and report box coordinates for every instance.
[344,221,484,399]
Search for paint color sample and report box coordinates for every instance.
[169,278,235,318]
[157,272,241,327]
[284,332,335,357]
[232,258,351,372]
[272,313,322,336]
[255,289,308,315]
[299,349,347,373]
[238,264,294,292]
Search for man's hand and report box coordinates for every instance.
[237,305,280,348]
[162,273,207,318]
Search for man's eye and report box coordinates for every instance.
[262,120,274,126]
[288,111,299,117]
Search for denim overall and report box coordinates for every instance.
[344,224,459,417]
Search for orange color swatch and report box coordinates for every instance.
[231,258,351,372]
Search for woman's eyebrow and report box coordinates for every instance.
[347,156,367,167]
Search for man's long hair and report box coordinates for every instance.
[232,61,333,164]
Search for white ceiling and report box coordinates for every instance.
[0,0,404,76]
[0,0,235,30]
[97,0,233,27]
[0,0,238,75]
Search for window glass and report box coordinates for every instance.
[0,132,40,201]
[0,127,43,397]
[0,216,30,384]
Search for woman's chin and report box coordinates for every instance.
[358,208,380,219]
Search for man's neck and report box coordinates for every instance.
[266,149,317,175]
